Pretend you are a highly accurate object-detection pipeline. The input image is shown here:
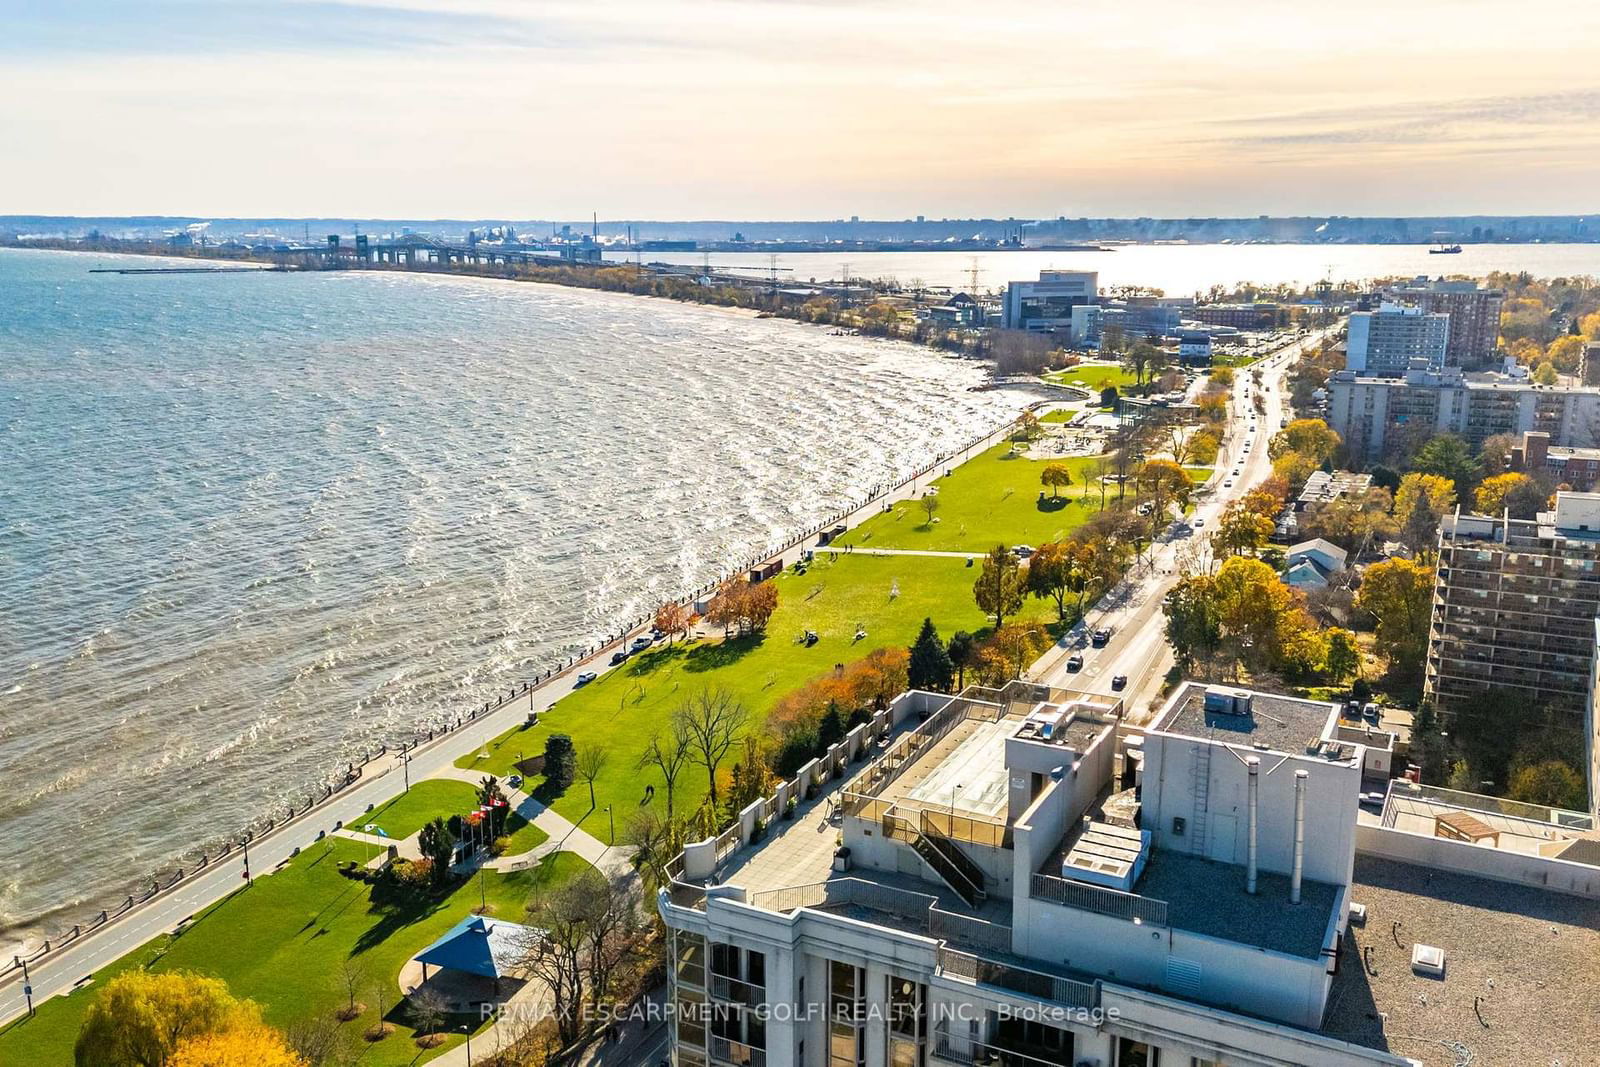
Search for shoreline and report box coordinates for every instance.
[0,256,1024,959]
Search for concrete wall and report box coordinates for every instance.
[1142,733,1361,886]
[1355,822,1600,899]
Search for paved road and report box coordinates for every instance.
[1030,329,1329,720]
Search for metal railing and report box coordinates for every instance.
[932,1025,1077,1067]
[709,1035,767,1067]
[936,947,1100,1010]
[1029,872,1169,926]
[929,906,1012,954]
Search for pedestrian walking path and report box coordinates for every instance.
[434,766,634,879]
[818,546,984,559]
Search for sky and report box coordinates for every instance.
[3,0,1600,219]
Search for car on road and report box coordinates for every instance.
[609,651,629,666]
[1091,627,1112,647]
[1193,517,1205,527]
[1223,480,1233,488]
[1111,674,1128,691]
[1013,544,1035,559]
[575,671,598,686]
[630,635,653,651]
[507,774,523,789]
[1066,654,1084,672]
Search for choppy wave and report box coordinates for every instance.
[0,249,1021,940]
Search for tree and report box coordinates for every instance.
[1410,434,1481,499]
[1394,473,1456,554]
[169,1026,306,1067]
[1211,499,1275,559]
[973,545,1024,628]
[919,494,940,525]
[543,733,578,792]
[1478,433,1519,477]
[1409,703,1447,783]
[947,631,978,689]
[704,578,745,637]
[517,869,643,1047]
[654,601,690,644]
[743,581,779,633]
[76,970,262,1067]
[1099,385,1119,408]
[987,623,1048,678]
[1040,463,1074,499]
[407,987,449,1048]
[638,717,692,820]
[676,688,748,804]
[817,703,846,750]
[1271,451,1321,495]
[1121,339,1159,386]
[1134,459,1193,535]
[1474,472,1545,519]
[1026,540,1080,621]
[576,744,610,809]
[1507,760,1586,810]
[907,617,955,691]
[1532,361,1560,386]
[1164,575,1222,675]
[337,957,370,1022]
[1268,419,1341,464]
[1010,409,1043,443]
[1355,558,1435,676]
[1324,628,1360,685]
[1188,429,1222,466]
[417,818,455,886]
[1211,557,1320,676]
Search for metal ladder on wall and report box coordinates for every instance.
[1188,743,1212,857]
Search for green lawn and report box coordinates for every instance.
[1043,362,1138,393]
[499,812,550,855]
[456,551,1054,828]
[1039,409,1078,424]
[0,841,593,1066]
[363,779,481,839]
[835,443,1108,552]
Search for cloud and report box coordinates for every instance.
[1209,88,1600,148]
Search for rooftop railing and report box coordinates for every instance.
[936,946,1101,1011]
[1029,871,1169,926]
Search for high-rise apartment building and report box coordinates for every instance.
[1378,277,1505,368]
[657,679,1600,1067]
[1327,366,1600,458]
[1344,303,1449,376]
[1426,492,1600,717]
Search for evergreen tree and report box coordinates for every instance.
[1409,702,1446,784]
[417,817,456,887]
[543,733,578,791]
[907,617,954,691]
[947,631,977,689]
[817,703,846,752]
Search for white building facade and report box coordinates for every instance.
[1002,271,1099,332]
[1344,303,1449,377]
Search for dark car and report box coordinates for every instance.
[1111,674,1128,691]
[609,651,629,666]
[1066,654,1084,672]
[1091,628,1112,647]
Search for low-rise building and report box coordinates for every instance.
[656,679,1600,1067]
[1513,429,1600,490]
[1188,302,1281,330]
[1345,302,1450,377]
[1284,538,1348,588]
[1002,270,1098,331]
[1328,366,1600,459]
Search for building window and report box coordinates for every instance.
[1118,1037,1161,1067]
[829,961,866,1067]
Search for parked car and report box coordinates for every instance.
[1013,544,1035,559]
[609,651,629,666]
[507,774,523,789]
[575,671,597,686]
[1111,674,1128,691]
[630,636,653,652]
[1066,654,1084,672]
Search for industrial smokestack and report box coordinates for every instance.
[1291,769,1308,905]
[1246,756,1260,895]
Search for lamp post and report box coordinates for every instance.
[604,805,615,845]
[242,835,252,887]
[460,1024,472,1065]
[402,750,411,793]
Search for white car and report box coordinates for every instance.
[1194,518,1206,527]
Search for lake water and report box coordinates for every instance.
[606,243,1600,295]
[0,249,1021,943]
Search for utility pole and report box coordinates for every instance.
[242,834,252,887]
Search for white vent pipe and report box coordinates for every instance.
[1291,769,1308,905]
[1246,756,1260,895]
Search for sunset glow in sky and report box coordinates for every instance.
[4,0,1600,218]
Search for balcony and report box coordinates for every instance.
[936,946,1100,1011]
[710,973,765,1007]
[932,1024,1076,1067]
[709,1035,766,1067]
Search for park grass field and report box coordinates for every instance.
[0,841,591,1066]
[363,779,481,840]
[1043,361,1138,393]
[456,550,1053,829]
[833,443,1108,552]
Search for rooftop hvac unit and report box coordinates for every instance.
[1411,943,1446,978]
[1349,902,1368,926]
[1204,686,1252,716]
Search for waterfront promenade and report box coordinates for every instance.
[0,403,1033,1031]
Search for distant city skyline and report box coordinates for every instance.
[5,0,1600,218]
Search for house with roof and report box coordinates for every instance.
[1284,537,1348,589]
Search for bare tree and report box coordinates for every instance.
[624,808,681,899]
[576,744,611,810]
[516,869,645,1047]
[337,957,369,1021]
[285,1013,351,1067]
[675,688,748,805]
[919,494,940,525]
[637,718,692,820]
[409,986,448,1047]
